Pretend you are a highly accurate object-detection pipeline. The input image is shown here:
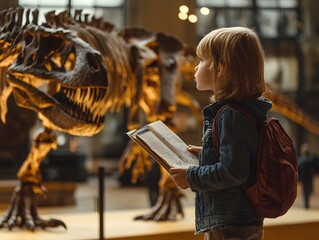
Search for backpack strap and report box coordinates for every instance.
[212,104,258,158]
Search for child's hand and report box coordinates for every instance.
[187,144,202,155]
[169,168,189,189]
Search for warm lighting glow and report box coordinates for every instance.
[178,12,188,20]
[200,7,210,15]
[188,14,197,23]
[179,5,189,13]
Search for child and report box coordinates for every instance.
[169,27,272,240]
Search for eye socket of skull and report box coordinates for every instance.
[86,52,101,72]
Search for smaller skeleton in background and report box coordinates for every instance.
[119,28,190,221]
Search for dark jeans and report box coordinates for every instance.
[204,225,263,240]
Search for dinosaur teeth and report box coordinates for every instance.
[80,88,86,100]
[57,86,107,123]
[74,88,83,103]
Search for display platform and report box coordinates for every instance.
[0,207,319,240]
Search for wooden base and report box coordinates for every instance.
[0,207,319,240]
[264,208,319,240]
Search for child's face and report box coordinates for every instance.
[194,60,214,92]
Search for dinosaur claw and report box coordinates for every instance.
[0,182,68,231]
[26,220,36,232]
[134,186,185,222]
[7,222,15,231]
[48,218,67,229]
[61,221,67,230]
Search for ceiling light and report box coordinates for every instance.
[178,12,188,20]
[200,7,210,15]
[188,14,198,23]
[179,5,189,13]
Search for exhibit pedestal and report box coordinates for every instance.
[0,207,319,240]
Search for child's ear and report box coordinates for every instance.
[217,64,225,77]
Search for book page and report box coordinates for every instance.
[146,120,198,166]
[136,129,196,169]
[127,126,198,171]
[127,129,171,170]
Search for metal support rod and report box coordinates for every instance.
[98,166,105,240]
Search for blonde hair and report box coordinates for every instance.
[196,27,267,101]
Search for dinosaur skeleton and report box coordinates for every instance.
[0,8,135,230]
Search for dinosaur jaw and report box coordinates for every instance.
[7,73,106,136]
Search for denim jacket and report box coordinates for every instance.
[187,98,272,234]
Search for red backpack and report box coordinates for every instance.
[213,104,298,218]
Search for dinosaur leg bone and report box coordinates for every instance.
[0,128,66,231]
[17,128,58,188]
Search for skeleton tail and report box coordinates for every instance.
[264,89,319,136]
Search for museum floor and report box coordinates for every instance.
[1,172,319,239]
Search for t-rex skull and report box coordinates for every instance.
[6,24,118,136]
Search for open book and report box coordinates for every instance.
[126,120,199,172]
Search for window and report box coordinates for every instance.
[196,0,301,92]
[196,0,299,38]
[18,0,125,27]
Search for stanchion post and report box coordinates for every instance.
[98,166,105,240]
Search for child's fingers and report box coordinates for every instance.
[187,145,202,153]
